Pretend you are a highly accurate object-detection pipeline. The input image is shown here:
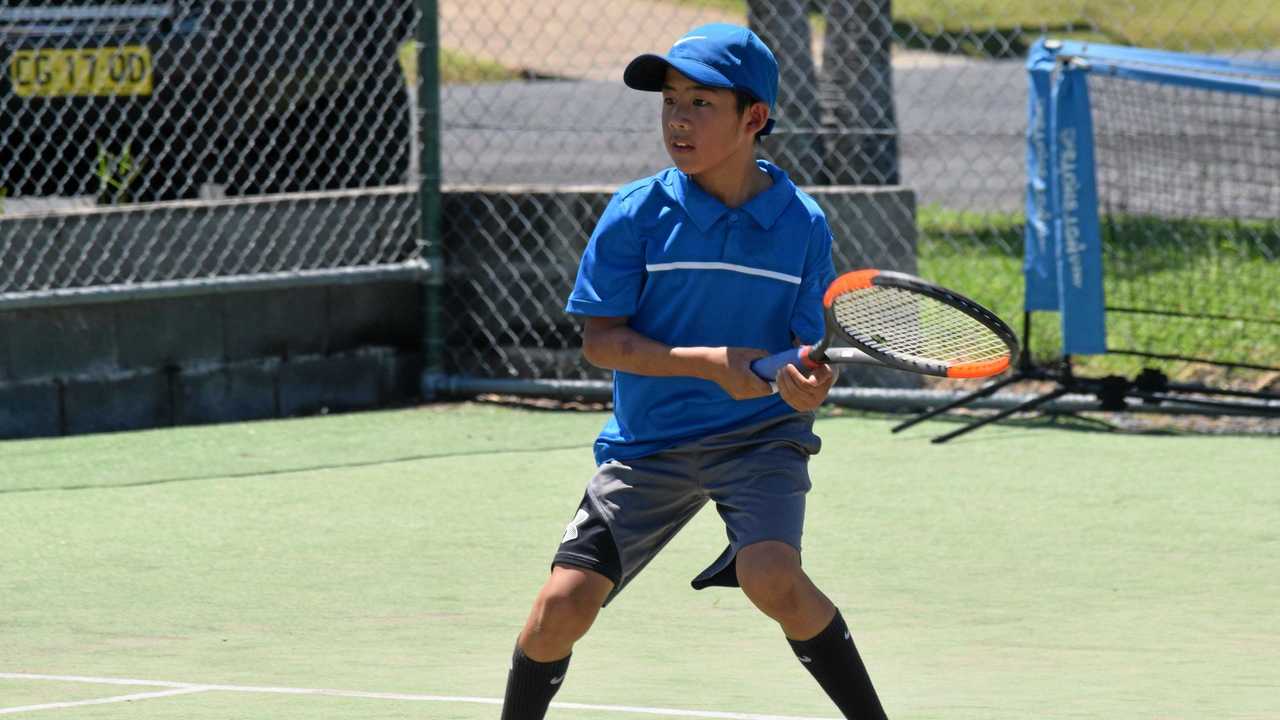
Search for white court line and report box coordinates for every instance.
[0,672,839,720]
[0,687,209,715]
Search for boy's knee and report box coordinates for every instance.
[530,569,610,642]
[540,586,596,624]
[736,541,805,617]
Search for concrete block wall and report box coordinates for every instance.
[0,189,427,440]
[0,282,423,439]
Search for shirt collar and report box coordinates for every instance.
[666,160,796,232]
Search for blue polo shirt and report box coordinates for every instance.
[566,160,837,465]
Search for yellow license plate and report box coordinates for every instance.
[9,45,152,97]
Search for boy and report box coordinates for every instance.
[500,24,888,720]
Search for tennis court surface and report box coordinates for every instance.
[2,402,1277,719]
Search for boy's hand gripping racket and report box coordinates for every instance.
[751,269,1019,381]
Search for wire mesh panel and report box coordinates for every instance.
[1,1,420,301]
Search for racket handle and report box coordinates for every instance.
[751,346,819,380]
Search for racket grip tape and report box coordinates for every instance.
[750,346,819,380]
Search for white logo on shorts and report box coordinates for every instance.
[561,508,589,543]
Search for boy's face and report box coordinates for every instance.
[660,68,762,176]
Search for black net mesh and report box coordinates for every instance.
[1088,68,1280,383]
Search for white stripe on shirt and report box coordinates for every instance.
[644,261,802,285]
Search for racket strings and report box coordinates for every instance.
[856,293,1005,361]
[831,286,1009,363]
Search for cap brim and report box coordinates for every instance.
[624,54,734,92]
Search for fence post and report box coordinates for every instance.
[418,0,446,399]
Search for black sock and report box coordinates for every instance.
[788,610,888,720]
[500,644,572,720]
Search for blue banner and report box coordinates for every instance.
[1049,65,1107,355]
[1023,40,1058,311]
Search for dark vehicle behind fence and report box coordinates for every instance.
[2,1,414,205]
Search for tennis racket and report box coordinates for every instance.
[751,269,1019,380]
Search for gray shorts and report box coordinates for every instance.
[553,413,821,606]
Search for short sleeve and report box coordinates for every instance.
[790,217,837,345]
[564,192,646,318]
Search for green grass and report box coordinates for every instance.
[440,48,519,84]
[1,403,1277,719]
[915,205,1280,381]
[658,0,1279,54]
[896,0,1278,53]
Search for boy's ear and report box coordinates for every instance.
[745,101,770,136]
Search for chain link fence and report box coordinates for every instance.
[3,1,1277,399]
[439,0,1278,394]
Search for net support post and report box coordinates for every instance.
[1048,57,1108,355]
[416,0,447,401]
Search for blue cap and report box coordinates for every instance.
[624,23,779,136]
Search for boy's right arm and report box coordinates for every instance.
[582,316,773,401]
